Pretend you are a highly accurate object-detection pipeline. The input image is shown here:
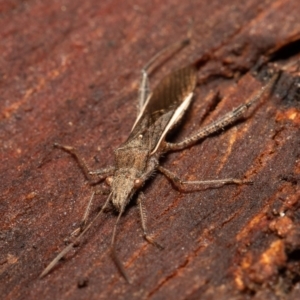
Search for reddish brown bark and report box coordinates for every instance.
[0,0,300,299]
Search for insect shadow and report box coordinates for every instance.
[40,38,280,283]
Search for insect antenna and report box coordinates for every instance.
[110,208,131,283]
[40,192,112,278]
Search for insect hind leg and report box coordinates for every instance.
[163,72,280,152]
[138,38,191,112]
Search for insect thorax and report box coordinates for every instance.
[114,145,149,171]
[110,147,148,211]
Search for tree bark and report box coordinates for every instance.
[0,0,300,299]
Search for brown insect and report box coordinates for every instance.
[40,39,279,282]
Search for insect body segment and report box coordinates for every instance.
[111,148,148,211]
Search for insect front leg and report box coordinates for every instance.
[40,193,113,278]
[54,143,114,235]
[163,72,280,152]
[158,166,251,192]
[70,187,111,237]
[137,192,164,249]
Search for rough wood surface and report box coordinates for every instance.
[1,0,300,299]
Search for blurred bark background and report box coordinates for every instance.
[0,0,300,299]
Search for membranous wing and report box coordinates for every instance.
[126,65,197,153]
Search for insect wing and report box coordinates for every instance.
[128,65,197,152]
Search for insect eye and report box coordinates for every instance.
[106,177,113,186]
[134,178,143,189]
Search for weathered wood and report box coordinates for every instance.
[0,0,299,299]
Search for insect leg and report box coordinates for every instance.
[71,188,111,237]
[40,193,112,278]
[158,166,251,192]
[138,38,190,112]
[89,168,115,178]
[137,192,164,249]
[69,191,97,237]
[164,72,280,152]
[54,143,114,235]
[54,143,114,182]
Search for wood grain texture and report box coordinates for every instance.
[0,0,300,299]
